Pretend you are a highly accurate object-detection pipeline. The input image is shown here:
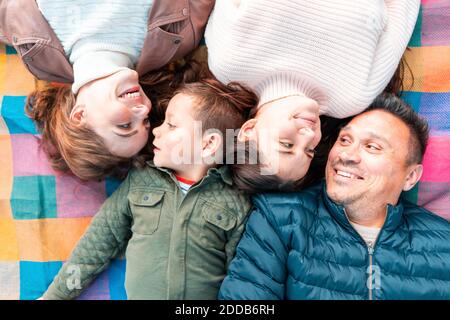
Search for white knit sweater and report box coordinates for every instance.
[205,0,420,118]
[37,0,153,93]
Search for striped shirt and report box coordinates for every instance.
[175,175,196,195]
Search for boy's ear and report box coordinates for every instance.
[70,104,86,125]
[402,164,423,191]
[237,119,257,142]
[201,131,223,160]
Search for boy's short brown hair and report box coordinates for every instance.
[175,78,259,153]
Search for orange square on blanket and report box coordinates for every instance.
[0,218,20,260]
[403,47,424,93]
[403,46,450,93]
[2,54,35,95]
[15,217,93,262]
[422,46,450,93]
[0,133,13,218]
[0,47,6,94]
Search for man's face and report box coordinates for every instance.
[326,110,420,208]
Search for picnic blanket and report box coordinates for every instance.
[0,1,449,299]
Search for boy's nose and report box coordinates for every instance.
[152,126,161,137]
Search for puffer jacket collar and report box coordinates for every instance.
[321,182,405,243]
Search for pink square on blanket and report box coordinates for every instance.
[11,134,54,176]
[56,174,107,218]
[418,182,450,221]
[421,136,450,183]
[76,268,111,300]
[421,0,450,46]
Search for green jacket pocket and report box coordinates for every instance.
[128,190,164,235]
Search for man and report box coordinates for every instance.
[219,93,450,300]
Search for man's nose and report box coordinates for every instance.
[338,145,361,164]
[131,104,150,118]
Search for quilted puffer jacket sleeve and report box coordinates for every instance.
[42,176,133,300]
[219,195,288,300]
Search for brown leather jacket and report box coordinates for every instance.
[0,0,214,83]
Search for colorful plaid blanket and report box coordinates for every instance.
[0,1,449,299]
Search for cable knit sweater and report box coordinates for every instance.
[205,0,420,118]
[37,0,153,93]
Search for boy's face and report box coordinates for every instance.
[152,93,203,171]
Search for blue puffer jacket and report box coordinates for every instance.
[219,182,450,300]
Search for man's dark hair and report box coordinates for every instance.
[365,93,429,165]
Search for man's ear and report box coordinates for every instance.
[403,164,423,191]
[202,131,223,161]
[70,104,86,125]
[237,119,257,142]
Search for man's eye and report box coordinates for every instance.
[117,123,131,129]
[280,141,294,149]
[339,136,351,145]
[367,144,381,151]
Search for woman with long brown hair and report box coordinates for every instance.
[0,0,214,180]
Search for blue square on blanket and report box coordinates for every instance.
[408,6,422,47]
[6,45,17,55]
[20,261,62,300]
[108,259,127,300]
[105,177,122,197]
[402,91,422,113]
[1,96,38,134]
[11,176,57,220]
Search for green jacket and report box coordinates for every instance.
[43,163,251,300]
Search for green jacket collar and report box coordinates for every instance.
[145,161,234,187]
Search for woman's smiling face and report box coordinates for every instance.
[239,95,322,181]
[73,68,152,157]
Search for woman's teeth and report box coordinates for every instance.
[121,92,141,98]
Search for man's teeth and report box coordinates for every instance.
[121,92,140,98]
[337,170,360,179]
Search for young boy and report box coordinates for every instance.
[42,79,258,299]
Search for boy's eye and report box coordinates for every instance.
[280,141,294,149]
[117,123,132,129]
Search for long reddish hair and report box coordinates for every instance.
[26,85,143,180]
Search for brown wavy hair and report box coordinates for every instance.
[25,53,209,181]
[25,85,144,181]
